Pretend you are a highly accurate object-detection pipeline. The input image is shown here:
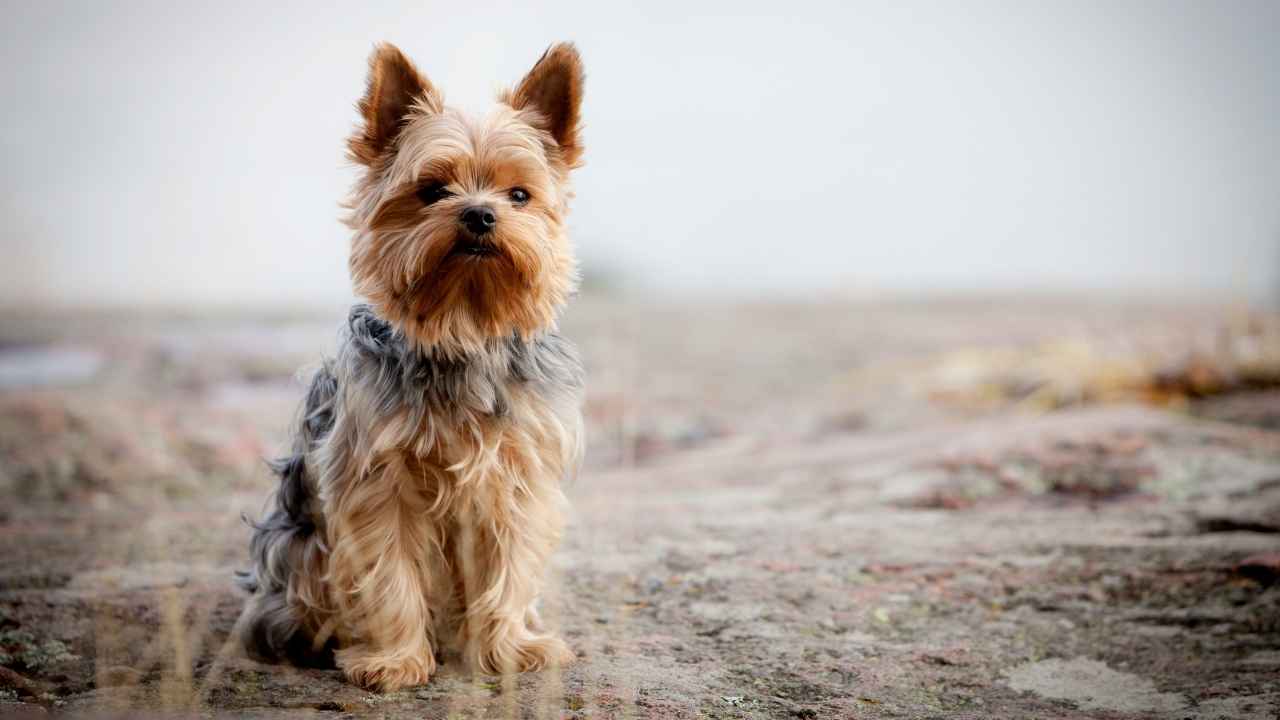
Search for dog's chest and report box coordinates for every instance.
[336,305,584,478]
[391,358,583,489]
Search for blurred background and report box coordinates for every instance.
[2,3,1280,717]
[3,0,1278,308]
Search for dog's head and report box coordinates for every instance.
[345,43,584,355]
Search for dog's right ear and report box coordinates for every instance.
[348,43,439,166]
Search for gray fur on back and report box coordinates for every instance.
[237,304,583,665]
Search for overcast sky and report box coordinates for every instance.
[3,0,1278,308]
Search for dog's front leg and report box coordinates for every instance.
[325,454,437,691]
[456,474,573,676]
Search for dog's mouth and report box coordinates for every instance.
[451,238,499,258]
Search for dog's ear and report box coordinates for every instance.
[349,43,439,166]
[508,43,584,168]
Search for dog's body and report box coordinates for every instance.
[236,43,586,691]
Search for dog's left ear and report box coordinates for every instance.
[508,43,584,168]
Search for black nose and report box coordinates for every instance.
[461,205,497,235]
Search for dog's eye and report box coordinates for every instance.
[416,182,452,206]
[509,188,530,205]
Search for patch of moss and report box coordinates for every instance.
[0,629,78,672]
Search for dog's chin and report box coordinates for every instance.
[399,239,523,323]
[379,228,559,353]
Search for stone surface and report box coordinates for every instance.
[1005,657,1186,713]
[0,297,1278,718]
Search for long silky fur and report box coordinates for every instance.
[235,359,337,667]
[236,305,584,675]
[238,41,587,692]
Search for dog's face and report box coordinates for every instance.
[346,43,584,355]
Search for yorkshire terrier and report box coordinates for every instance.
[236,42,586,692]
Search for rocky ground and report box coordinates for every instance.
[0,295,1278,719]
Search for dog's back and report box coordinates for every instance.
[236,358,339,666]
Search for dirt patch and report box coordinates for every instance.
[0,392,267,508]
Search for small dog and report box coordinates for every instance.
[236,42,586,692]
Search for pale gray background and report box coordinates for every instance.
[3,0,1278,308]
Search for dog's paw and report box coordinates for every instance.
[337,648,434,692]
[478,633,574,675]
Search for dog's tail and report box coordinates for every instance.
[235,362,339,667]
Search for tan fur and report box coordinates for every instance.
[308,380,582,689]
[261,43,588,692]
